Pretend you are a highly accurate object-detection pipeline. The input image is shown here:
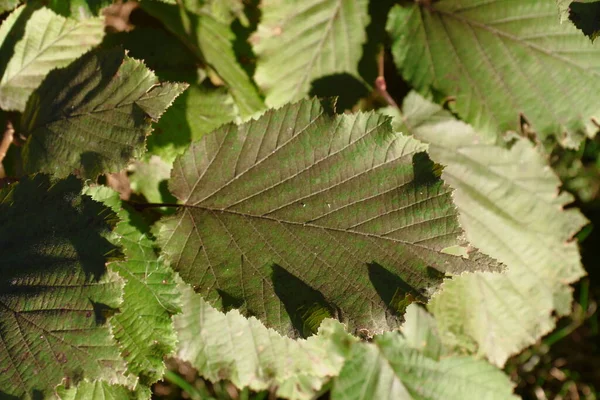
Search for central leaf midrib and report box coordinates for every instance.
[184,203,455,254]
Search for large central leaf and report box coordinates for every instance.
[387,0,600,146]
[157,98,500,336]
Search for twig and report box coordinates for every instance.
[375,50,399,109]
[0,120,14,165]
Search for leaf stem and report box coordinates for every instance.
[375,50,399,109]
[164,369,213,400]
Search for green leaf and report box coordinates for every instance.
[400,303,443,361]
[175,282,355,400]
[396,92,588,366]
[331,332,517,400]
[0,6,104,111]
[156,98,501,336]
[387,1,600,146]
[181,0,246,25]
[146,83,237,163]
[252,0,370,107]
[0,175,127,398]
[20,47,187,179]
[85,185,181,385]
[55,380,150,400]
[127,156,176,205]
[141,1,264,118]
[36,0,112,18]
[0,0,19,14]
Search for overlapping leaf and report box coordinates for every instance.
[146,83,237,163]
[394,92,588,366]
[252,0,370,107]
[157,98,501,337]
[55,380,150,400]
[86,186,181,386]
[0,0,19,15]
[0,175,126,398]
[331,331,517,400]
[0,6,104,111]
[20,47,187,179]
[175,282,354,400]
[387,1,600,146]
[141,1,264,118]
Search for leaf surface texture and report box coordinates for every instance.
[0,6,104,111]
[253,0,370,107]
[157,98,500,336]
[0,175,126,398]
[397,92,588,366]
[387,0,600,145]
[20,47,187,179]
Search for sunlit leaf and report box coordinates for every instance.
[157,98,500,336]
[388,1,600,146]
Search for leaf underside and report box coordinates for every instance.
[0,6,104,111]
[397,92,588,366]
[387,0,600,146]
[157,98,501,337]
[252,0,370,107]
[331,331,517,400]
[20,47,187,179]
[0,175,126,398]
[175,282,353,400]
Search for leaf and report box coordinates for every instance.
[252,0,370,107]
[141,1,264,118]
[39,0,113,17]
[156,98,501,336]
[0,6,104,111]
[175,282,354,400]
[400,303,442,361]
[0,0,19,14]
[55,380,150,400]
[146,83,237,164]
[396,91,588,366]
[127,156,176,205]
[0,175,127,398]
[20,47,187,179]
[387,1,600,146]
[330,332,517,400]
[85,185,181,385]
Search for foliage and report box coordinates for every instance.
[0,0,597,399]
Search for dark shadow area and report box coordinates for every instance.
[231,0,261,80]
[217,289,245,312]
[570,1,600,41]
[309,74,370,111]
[367,262,425,316]
[412,151,443,184]
[358,0,395,85]
[0,390,20,400]
[271,264,337,338]
[100,23,200,83]
[0,175,118,292]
